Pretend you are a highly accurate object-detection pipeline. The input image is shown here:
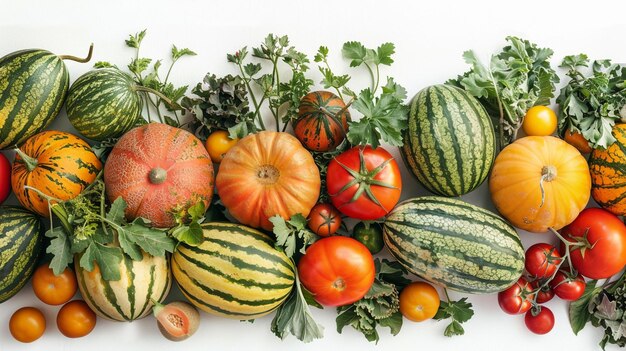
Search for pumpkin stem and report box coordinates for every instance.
[59,43,94,63]
[538,165,557,207]
[256,165,280,185]
[149,168,168,184]
[14,148,38,172]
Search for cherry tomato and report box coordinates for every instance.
[549,270,585,301]
[56,300,97,338]
[205,130,238,163]
[0,153,10,204]
[498,277,534,314]
[32,264,77,305]
[524,243,561,279]
[298,236,375,306]
[9,307,46,343]
[352,221,384,254]
[563,129,592,154]
[307,203,341,237]
[327,146,402,220]
[560,207,626,279]
[522,106,557,136]
[531,281,555,304]
[525,306,555,335]
[399,281,440,322]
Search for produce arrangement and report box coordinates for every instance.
[4,30,626,350]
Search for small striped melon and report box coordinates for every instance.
[172,222,295,320]
[0,206,43,303]
[401,84,496,197]
[383,196,524,294]
[66,68,143,141]
[76,251,171,322]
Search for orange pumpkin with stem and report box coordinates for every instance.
[104,123,214,228]
[489,136,590,233]
[216,131,320,230]
[11,131,102,217]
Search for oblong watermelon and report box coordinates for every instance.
[0,206,43,303]
[172,222,295,320]
[383,196,524,294]
[66,68,143,141]
[401,84,496,196]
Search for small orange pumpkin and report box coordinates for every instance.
[489,136,590,233]
[11,131,102,217]
[590,123,626,215]
[293,91,350,152]
[104,123,214,228]
[216,131,321,230]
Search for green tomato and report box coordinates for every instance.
[352,222,384,254]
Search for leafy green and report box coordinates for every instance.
[449,36,559,151]
[336,259,410,343]
[557,54,626,149]
[271,269,324,343]
[314,46,351,100]
[570,280,602,335]
[269,213,317,258]
[433,293,474,337]
[339,42,408,148]
[43,175,175,281]
[169,201,206,246]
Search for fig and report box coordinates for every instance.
[153,301,200,341]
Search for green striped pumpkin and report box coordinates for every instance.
[75,251,171,322]
[383,196,524,294]
[172,222,295,320]
[0,50,68,149]
[401,84,496,197]
[0,206,43,303]
[66,68,143,141]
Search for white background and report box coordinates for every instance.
[0,0,623,350]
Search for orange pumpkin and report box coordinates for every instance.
[216,131,321,230]
[11,131,102,217]
[489,136,590,233]
[293,91,350,152]
[104,123,214,228]
[590,123,626,215]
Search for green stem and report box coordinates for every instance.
[607,270,626,294]
[237,62,265,130]
[364,63,376,92]
[14,148,38,171]
[373,64,380,93]
[51,204,74,236]
[273,57,281,131]
[324,60,344,100]
[164,58,178,85]
[444,288,451,302]
[59,43,94,63]
[134,85,176,109]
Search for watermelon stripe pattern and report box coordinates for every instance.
[590,124,626,215]
[0,206,43,303]
[401,84,495,197]
[0,49,68,149]
[75,252,171,321]
[67,68,142,141]
[383,197,524,294]
[172,222,295,320]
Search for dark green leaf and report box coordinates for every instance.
[376,43,395,66]
[342,41,367,67]
[570,280,601,335]
[379,311,403,336]
[444,321,466,337]
[117,229,142,261]
[336,305,360,333]
[171,222,203,246]
[106,197,127,224]
[271,275,324,343]
[171,45,197,60]
[79,241,123,281]
[125,29,147,48]
[45,227,73,275]
[128,58,152,76]
[121,218,175,257]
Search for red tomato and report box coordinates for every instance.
[525,307,555,335]
[307,203,342,237]
[525,243,561,279]
[560,207,626,279]
[498,277,534,314]
[549,270,585,301]
[532,282,555,304]
[298,236,375,306]
[0,153,10,204]
[326,146,401,220]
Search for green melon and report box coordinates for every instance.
[0,206,44,303]
[383,196,524,294]
[66,68,143,141]
[401,84,496,197]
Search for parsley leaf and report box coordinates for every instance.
[270,214,317,258]
[434,293,474,337]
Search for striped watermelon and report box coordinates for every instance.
[383,196,524,294]
[75,251,171,322]
[0,46,92,149]
[401,84,496,197]
[590,124,626,215]
[172,222,295,320]
[0,206,43,303]
[66,68,143,141]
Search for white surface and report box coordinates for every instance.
[0,0,622,349]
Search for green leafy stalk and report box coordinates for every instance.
[433,289,475,337]
[449,36,559,151]
[270,213,317,258]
